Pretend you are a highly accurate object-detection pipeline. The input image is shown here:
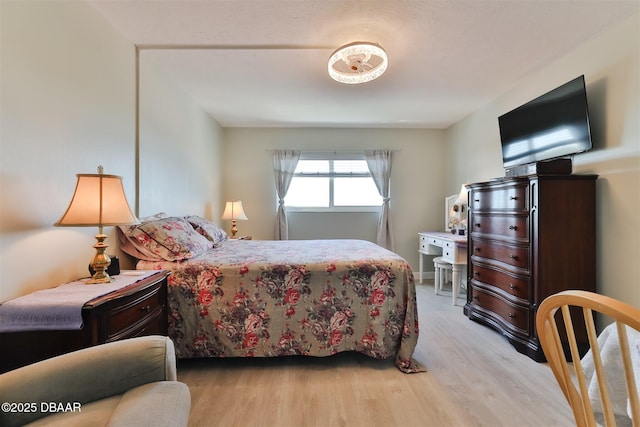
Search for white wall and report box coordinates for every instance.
[0,2,224,300]
[222,127,446,270]
[139,55,224,221]
[0,1,136,300]
[446,13,640,308]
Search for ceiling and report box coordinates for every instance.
[89,1,639,129]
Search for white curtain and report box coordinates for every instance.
[365,149,394,251]
[272,150,300,240]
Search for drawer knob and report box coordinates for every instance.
[509,283,516,290]
[510,196,518,200]
[474,247,480,252]
[509,254,518,259]
[474,271,480,276]
[475,223,481,228]
[509,225,518,230]
[141,305,151,312]
[474,198,480,202]
[508,313,515,318]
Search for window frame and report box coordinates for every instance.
[284,152,383,213]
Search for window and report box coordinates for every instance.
[284,156,383,211]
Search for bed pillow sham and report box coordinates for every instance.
[184,215,228,244]
[118,217,213,261]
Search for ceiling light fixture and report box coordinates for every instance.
[328,41,388,84]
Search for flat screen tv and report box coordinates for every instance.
[498,75,593,169]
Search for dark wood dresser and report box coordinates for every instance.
[464,175,597,361]
[0,270,169,373]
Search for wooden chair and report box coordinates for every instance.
[536,290,640,427]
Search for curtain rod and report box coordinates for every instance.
[266,149,401,153]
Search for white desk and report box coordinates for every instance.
[418,231,468,305]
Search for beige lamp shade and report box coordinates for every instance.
[454,184,468,207]
[221,201,248,221]
[222,200,247,238]
[55,172,138,227]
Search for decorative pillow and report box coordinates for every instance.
[139,212,167,222]
[118,228,157,261]
[184,215,228,244]
[119,217,213,261]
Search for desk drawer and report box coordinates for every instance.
[427,236,442,246]
[442,240,455,263]
[419,234,442,251]
[419,235,430,251]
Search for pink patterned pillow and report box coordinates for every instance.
[184,215,228,244]
[119,217,213,261]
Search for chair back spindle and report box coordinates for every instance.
[537,291,640,427]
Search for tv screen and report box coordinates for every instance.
[498,75,593,168]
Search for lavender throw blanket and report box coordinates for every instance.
[0,271,156,332]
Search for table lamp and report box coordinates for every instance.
[55,166,139,284]
[221,200,248,238]
[453,184,469,235]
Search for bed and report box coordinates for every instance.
[118,215,423,373]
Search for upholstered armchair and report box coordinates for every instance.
[0,335,190,426]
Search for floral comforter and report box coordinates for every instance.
[137,239,423,373]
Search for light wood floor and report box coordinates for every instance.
[177,281,575,426]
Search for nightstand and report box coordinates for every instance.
[0,270,169,373]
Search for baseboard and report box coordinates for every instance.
[414,272,434,282]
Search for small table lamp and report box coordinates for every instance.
[221,200,248,238]
[55,166,139,284]
[453,184,469,235]
[454,184,469,212]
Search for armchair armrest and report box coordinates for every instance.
[0,335,178,426]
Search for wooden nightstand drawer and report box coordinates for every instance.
[102,281,164,341]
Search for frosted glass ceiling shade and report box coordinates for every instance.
[328,42,388,84]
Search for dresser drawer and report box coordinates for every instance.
[471,182,529,211]
[102,282,164,341]
[471,285,529,335]
[470,263,529,303]
[471,239,529,272]
[470,213,529,241]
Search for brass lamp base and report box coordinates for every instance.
[87,232,114,284]
[229,220,239,238]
